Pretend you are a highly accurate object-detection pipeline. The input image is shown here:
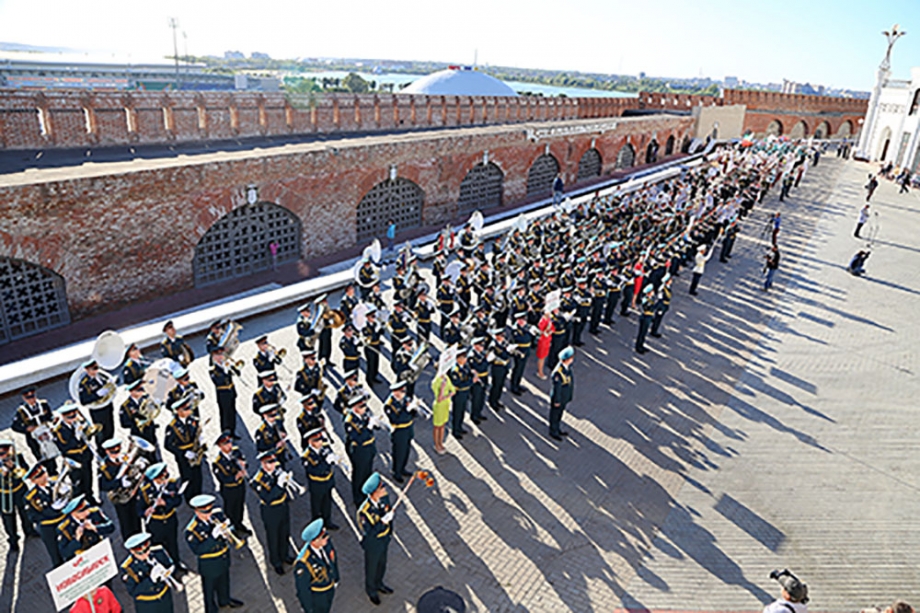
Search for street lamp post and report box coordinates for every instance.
[857,24,906,160]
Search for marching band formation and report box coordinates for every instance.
[0,138,817,612]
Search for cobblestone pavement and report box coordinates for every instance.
[1,155,917,612]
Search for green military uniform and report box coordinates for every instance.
[185,497,236,613]
[121,536,176,613]
[294,521,339,613]
[357,474,393,604]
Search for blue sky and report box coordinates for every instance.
[0,0,917,90]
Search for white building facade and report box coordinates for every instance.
[859,66,920,171]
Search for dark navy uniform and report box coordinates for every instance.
[548,312,568,371]
[650,283,672,337]
[122,358,145,386]
[255,419,290,469]
[414,298,434,342]
[205,329,222,356]
[294,362,324,399]
[387,310,410,359]
[166,381,202,418]
[295,538,339,613]
[392,346,416,398]
[361,321,384,384]
[635,289,656,354]
[296,314,317,352]
[99,456,141,540]
[185,510,233,613]
[119,395,158,458]
[250,468,293,574]
[52,419,95,503]
[25,482,64,566]
[253,350,282,376]
[160,336,190,365]
[572,287,592,346]
[344,412,378,507]
[436,284,455,320]
[212,448,248,534]
[303,444,336,526]
[332,382,360,416]
[357,494,393,601]
[488,341,511,410]
[57,506,115,561]
[589,274,607,334]
[549,361,574,439]
[164,416,203,502]
[209,361,239,435]
[441,317,462,347]
[78,372,115,453]
[339,292,359,322]
[357,263,377,300]
[456,274,472,319]
[12,399,58,474]
[296,403,326,449]
[319,309,335,363]
[1,455,36,550]
[448,362,472,438]
[510,323,533,395]
[468,349,489,423]
[339,334,361,374]
[137,478,183,565]
[251,384,282,415]
[603,271,623,324]
[121,544,176,613]
[384,394,414,479]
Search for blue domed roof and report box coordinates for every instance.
[403,67,519,97]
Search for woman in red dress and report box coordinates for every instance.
[536,311,554,380]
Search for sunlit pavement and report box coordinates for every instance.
[2,155,918,612]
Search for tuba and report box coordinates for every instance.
[51,457,80,510]
[107,436,155,505]
[136,396,162,432]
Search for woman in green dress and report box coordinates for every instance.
[430,373,455,454]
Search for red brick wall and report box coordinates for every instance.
[0,113,692,318]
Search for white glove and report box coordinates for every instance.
[381,510,394,524]
[368,415,380,429]
[198,435,205,445]
[120,476,132,488]
[327,453,340,465]
[96,389,108,398]
[149,563,166,583]
[184,451,197,460]
[51,498,67,511]
[211,525,223,540]
[278,472,290,487]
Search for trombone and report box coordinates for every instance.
[211,508,246,550]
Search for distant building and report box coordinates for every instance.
[251,52,271,60]
[781,79,826,96]
[724,76,739,88]
[858,66,920,170]
[224,51,245,60]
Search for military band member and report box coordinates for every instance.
[160,321,192,366]
[357,259,378,300]
[549,346,575,441]
[296,302,318,352]
[344,395,381,507]
[205,319,224,356]
[432,250,448,286]
[120,380,159,460]
[339,284,359,322]
[185,495,244,611]
[572,278,592,346]
[52,402,96,504]
[294,348,324,399]
[164,395,203,503]
[456,267,473,319]
[383,381,414,483]
[361,308,385,385]
[302,430,341,530]
[603,266,622,325]
[510,312,533,396]
[122,343,146,385]
[357,473,394,605]
[368,282,386,313]
[649,274,673,338]
[252,370,282,415]
[414,287,434,342]
[392,336,417,399]
[255,403,291,469]
[441,307,462,347]
[211,431,252,537]
[251,450,295,575]
[137,463,185,573]
[316,295,334,363]
[436,277,455,325]
[448,350,472,440]
[635,284,656,355]
[469,304,491,341]
[387,301,410,360]
[527,281,544,326]
[295,518,339,613]
[99,437,141,541]
[78,359,116,454]
[333,369,362,416]
[339,323,361,374]
[209,347,239,437]
[121,532,178,613]
[297,394,326,449]
[468,338,489,424]
[166,368,203,419]
[488,329,511,411]
[0,440,37,551]
[56,494,115,561]
[12,385,58,475]
[253,335,283,375]
[24,462,64,566]
[547,306,569,372]
[589,270,608,335]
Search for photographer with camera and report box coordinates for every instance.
[764,569,809,613]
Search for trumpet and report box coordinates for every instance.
[150,561,184,593]
[276,469,306,498]
[408,397,433,420]
[211,509,246,550]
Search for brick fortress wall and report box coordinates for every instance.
[0,113,693,318]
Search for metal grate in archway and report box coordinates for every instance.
[193,202,302,286]
[526,154,560,197]
[615,144,635,169]
[356,178,424,243]
[0,257,70,345]
[458,162,504,214]
[576,149,602,181]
